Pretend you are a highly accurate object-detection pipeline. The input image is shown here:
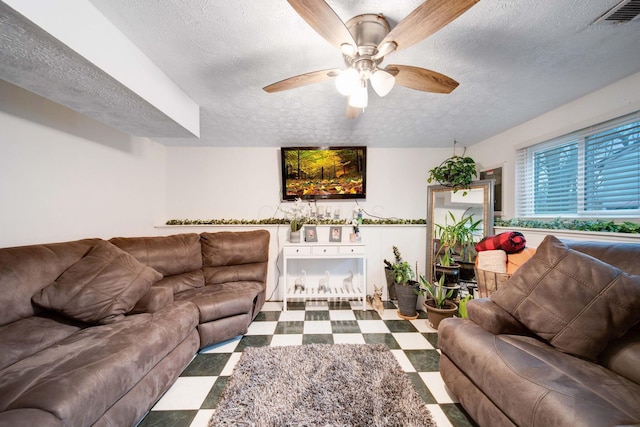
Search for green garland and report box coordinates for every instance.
[165,218,427,226]
[495,218,640,234]
[165,217,639,234]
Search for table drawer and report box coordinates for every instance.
[339,245,365,254]
[283,246,311,255]
[312,246,339,255]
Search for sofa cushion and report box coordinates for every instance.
[32,240,162,324]
[203,263,269,287]
[467,298,530,336]
[598,324,640,384]
[491,235,640,360]
[0,301,199,427]
[174,281,264,323]
[0,239,99,326]
[200,230,269,267]
[155,270,205,294]
[565,240,640,276]
[130,285,174,314]
[110,233,202,276]
[0,313,84,372]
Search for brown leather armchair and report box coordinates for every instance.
[439,238,640,427]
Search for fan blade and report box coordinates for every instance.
[263,69,340,93]
[288,0,356,50]
[346,103,361,119]
[378,0,479,53]
[386,65,459,93]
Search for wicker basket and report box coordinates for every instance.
[474,267,512,298]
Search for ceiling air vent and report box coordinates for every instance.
[594,0,640,24]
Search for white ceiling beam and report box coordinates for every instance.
[1,0,200,138]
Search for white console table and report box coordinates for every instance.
[282,242,367,310]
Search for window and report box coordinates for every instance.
[516,111,640,218]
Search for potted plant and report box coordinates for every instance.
[433,211,463,287]
[455,212,482,281]
[280,198,307,242]
[383,246,403,300]
[384,246,418,319]
[419,274,458,329]
[427,154,477,195]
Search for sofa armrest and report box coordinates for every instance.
[467,298,530,335]
[130,285,174,314]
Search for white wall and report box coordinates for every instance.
[163,67,638,229]
[467,71,640,219]
[3,67,638,272]
[0,80,166,247]
[164,146,454,222]
[163,146,455,302]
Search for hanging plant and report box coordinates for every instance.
[427,141,477,193]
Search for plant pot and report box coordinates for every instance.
[423,300,458,330]
[384,268,397,300]
[434,263,460,287]
[443,283,461,300]
[395,281,419,319]
[289,230,301,243]
[465,282,478,298]
[458,261,476,281]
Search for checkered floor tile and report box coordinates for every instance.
[137,300,477,427]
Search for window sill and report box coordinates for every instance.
[494,226,640,247]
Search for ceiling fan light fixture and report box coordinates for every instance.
[370,69,395,97]
[348,80,368,108]
[335,68,360,95]
[268,0,477,118]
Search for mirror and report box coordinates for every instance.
[426,179,494,283]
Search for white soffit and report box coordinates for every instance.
[0,0,200,138]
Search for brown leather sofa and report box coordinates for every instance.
[0,230,269,427]
[439,236,640,427]
[110,231,270,348]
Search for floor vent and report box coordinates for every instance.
[594,0,640,23]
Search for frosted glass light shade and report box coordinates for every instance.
[348,84,368,108]
[335,68,359,96]
[370,69,395,97]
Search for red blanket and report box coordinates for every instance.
[475,231,526,254]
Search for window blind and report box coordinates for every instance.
[516,111,640,218]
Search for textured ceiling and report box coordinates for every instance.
[3,1,640,148]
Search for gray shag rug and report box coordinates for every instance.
[209,343,437,427]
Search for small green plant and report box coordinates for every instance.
[384,246,414,286]
[458,214,483,262]
[279,198,307,232]
[458,295,472,318]
[418,274,453,309]
[434,211,480,266]
[427,155,477,194]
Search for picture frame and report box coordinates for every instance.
[329,226,342,242]
[480,166,503,215]
[304,226,318,242]
[281,147,367,200]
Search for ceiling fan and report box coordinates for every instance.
[263,0,479,118]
